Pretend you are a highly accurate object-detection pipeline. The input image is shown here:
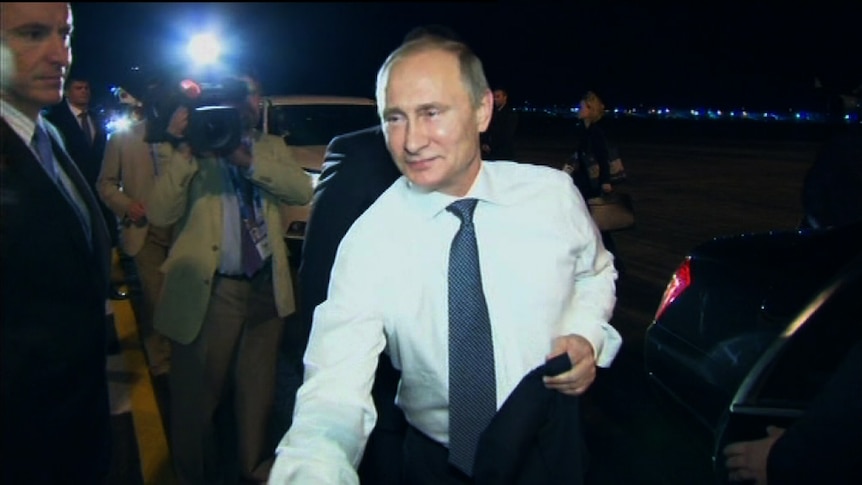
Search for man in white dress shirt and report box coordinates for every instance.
[270,37,622,484]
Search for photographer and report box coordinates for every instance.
[145,71,313,483]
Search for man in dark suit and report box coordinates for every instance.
[480,87,518,161]
[45,72,117,247]
[1,2,113,483]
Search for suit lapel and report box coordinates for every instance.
[1,120,76,214]
[48,129,111,283]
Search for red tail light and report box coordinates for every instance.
[654,257,692,321]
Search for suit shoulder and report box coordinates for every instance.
[327,125,383,150]
[323,125,390,174]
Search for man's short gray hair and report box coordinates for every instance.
[375,38,490,118]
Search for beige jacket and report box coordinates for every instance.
[97,121,161,256]
[146,132,313,344]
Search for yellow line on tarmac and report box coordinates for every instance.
[110,248,176,485]
[112,298,175,485]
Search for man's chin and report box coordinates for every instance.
[35,89,63,106]
[404,172,440,193]
[17,90,62,114]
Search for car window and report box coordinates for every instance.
[750,262,862,409]
[267,104,379,146]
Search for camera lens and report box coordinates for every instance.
[188,106,242,155]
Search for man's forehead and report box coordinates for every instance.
[0,2,73,31]
[386,50,462,94]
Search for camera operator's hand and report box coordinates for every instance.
[127,200,147,223]
[166,106,189,139]
[165,106,193,157]
[226,141,253,169]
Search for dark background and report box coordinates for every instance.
[70,2,861,112]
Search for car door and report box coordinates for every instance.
[711,253,862,482]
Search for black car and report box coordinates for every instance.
[644,220,862,481]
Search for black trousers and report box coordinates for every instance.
[402,426,474,485]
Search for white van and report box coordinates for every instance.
[261,95,378,245]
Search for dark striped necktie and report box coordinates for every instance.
[79,111,93,145]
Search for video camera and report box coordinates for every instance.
[142,75,249,155]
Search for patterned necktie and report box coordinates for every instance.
[31,125,57,180]
[79,111,93,145]
[32,125,92,245]
[446,198,496,477]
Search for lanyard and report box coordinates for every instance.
[227,164,265,228]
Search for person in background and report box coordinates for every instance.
[1,2,113,482]
[146,69,313,483]
[271,36,620,484]
[97,85,174,377]
[564,90,625,272]
[290,24,463,485]
[45,72,123,353]
[798,125,862,230]
[45,71,117,248]
[480,87,518,160]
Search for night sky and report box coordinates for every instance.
[70,2,861,111]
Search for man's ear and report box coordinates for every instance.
[476,89,493,133]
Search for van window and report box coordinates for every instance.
[267,104,379,146]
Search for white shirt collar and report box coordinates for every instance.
[405,160,518,220]
[66,99,86,117]
[0,98,39,144]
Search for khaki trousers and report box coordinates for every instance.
[133,224,173,375]
[169,266,283,484]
